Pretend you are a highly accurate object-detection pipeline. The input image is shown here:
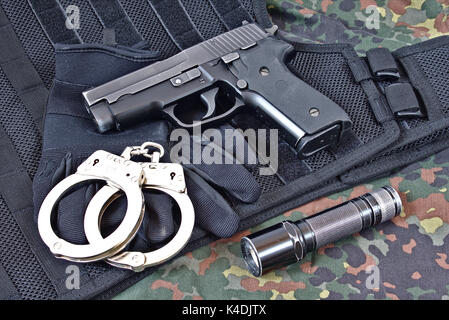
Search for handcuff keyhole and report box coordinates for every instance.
[170,172,176,180]
[93,159,99,166]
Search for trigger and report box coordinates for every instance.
[200,88,219,119]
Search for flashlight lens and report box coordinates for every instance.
[241,237,262,277]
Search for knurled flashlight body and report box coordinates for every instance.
[241,186,402,277]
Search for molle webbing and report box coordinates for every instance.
[88,0,142,46]
[208,0,253,29]
[0,4,56,300]
[27,0,81,45]
[0,6,47,133]
[148,0,204,49]
[0,126,33,214]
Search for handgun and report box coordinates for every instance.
[82,23,352,158]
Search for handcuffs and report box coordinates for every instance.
[37,142,195,271]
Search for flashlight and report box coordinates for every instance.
[241,186,402,277]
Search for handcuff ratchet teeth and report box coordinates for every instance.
[37,142,195,271]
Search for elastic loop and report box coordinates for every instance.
[366,47,400,81]
[385,82,425,119]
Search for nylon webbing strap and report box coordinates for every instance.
[208,0,253,29]
[0,6,46,133]
[148,0,203,49]
[0,125,61,299]
[27,0,81,45]
[88,0,143,46]
[0,126,33,213]
[0,264,19,299]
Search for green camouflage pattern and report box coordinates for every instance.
[114,1,449,300]
[269,0,449,53]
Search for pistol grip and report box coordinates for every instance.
[231,37,352,157]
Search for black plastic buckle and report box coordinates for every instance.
[385,82,424,119]
[366,48,400,81]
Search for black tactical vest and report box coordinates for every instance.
[0,0,448,299]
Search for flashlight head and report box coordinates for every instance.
[241,221,304,277]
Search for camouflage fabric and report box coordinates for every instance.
[270,0,449,53]
[115,1,449,300]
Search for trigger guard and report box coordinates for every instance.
[163,96,245,129]
[83,185,195,272]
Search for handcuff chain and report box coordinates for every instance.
[129,142,165,161]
